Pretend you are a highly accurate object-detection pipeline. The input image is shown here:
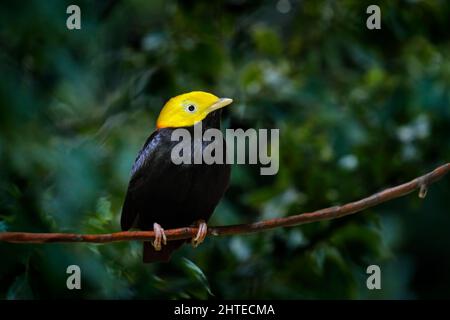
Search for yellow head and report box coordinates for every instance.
[156,91,233,129]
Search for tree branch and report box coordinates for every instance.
[1,163,449,244]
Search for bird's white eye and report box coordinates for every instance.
[185,104,197,113]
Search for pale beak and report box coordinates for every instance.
[208,98,233,113]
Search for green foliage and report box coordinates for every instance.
[0,0,449,299]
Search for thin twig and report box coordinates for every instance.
[0,163,449,244]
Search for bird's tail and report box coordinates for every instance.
[142,240,186,263]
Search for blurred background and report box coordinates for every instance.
[0,0,449,299]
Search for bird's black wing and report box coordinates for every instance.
[120,130,161,230]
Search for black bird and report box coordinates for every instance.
[121,91,232,262]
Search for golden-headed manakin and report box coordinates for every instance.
[120,91,232,262]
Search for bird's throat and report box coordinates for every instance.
[201,109,222,130]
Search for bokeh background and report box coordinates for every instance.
[1,0,449,299]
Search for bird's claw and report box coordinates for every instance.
[152,222,167,251]
[191,220,207,248]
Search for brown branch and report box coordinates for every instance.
[1,163,449,244]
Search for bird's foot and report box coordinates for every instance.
[152,222,167,251]
[191,220,208,248]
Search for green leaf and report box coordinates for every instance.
[6,274,33,300]
[181,258,214,297]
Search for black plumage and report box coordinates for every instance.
[121,110,230,262]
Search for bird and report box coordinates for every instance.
[120,91,232,263]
